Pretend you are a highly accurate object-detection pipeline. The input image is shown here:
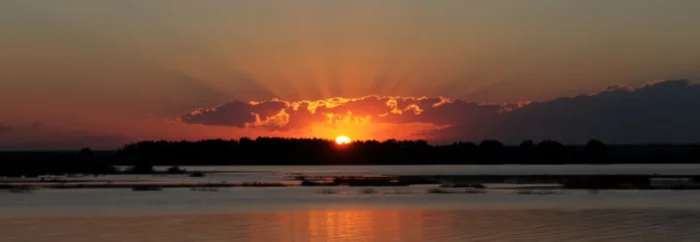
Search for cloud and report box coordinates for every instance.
[180,95,506,129]
[180,79,700,144]
[490,79,700,144]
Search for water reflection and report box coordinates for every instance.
[2,209,700,241]
[301,210,423,241]
[241,210,425,241]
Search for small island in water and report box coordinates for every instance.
[1,138,700,190]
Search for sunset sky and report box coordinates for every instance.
[1,1,700,149]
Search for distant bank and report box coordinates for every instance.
[1,137,699,177]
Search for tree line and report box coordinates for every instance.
[116,137,700,165]
[1,137,699,177]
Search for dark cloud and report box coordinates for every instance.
[490,79,700,144]
[180,79,700,144]
[180,100,288,128]
[179,96,493,130]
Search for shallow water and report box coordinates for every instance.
[2,187,700,241]
[3,209,700,242]
[4,164,700,241]
[2,188,700,216]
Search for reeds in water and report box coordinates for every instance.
[361,188,377,194]
[317,189,338,194]
[427,187,452,194]
[240,181,285,187]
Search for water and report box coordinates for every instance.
[3,165,700,241]
[4,209,700,242]
[153,164,700,175]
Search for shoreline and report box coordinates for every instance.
[3,173,700,190]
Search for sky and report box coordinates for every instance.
[1,0,700,150]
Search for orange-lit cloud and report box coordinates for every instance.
[180,95,520,132]
[181,80,700,144]
[3,79,699,150]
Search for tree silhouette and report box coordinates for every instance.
[78,147,94,158]
[519,140,537,163]
[585,139,608,163]
[478,140,505,164]
[538,140,566,164]
[1,137,699,177]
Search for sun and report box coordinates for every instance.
[335,135,351,145]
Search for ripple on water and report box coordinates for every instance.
[2,209,700,242]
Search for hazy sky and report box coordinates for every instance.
[1,1,699,149]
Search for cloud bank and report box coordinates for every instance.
[180,80,700,144]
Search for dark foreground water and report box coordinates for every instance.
[3,209,700,242]
[3,165,700,241]
[2,187,700,241]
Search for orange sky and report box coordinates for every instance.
[1,1,700,149]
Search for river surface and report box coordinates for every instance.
[2,165,700,241]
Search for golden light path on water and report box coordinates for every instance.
[2,209,700,241]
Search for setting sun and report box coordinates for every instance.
[335,136,351,145]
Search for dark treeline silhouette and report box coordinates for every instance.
[1,138,699,177]
[0,148,118,177]
[116,137,700,166]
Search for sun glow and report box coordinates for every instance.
[335,135,351,145]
